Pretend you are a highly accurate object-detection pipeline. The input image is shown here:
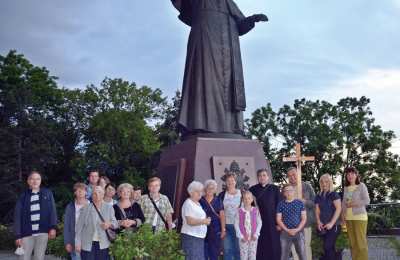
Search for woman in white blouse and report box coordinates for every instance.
[181,181,211,260]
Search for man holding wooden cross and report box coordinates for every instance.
[283,144,316,260]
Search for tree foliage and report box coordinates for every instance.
[0,51,168,223]
[246,98,400,202]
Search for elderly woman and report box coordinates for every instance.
[218,173,241,260]
[64,183,89,260]
[75,186,118,260]
[342,167,370,260]
[315,174,342,260]
[181,181,211,260]
[113,183,145,233]
[200,179,226,260]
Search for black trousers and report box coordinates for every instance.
[321,225,341,260]
[81,242,110,260]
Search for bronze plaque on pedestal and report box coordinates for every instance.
[211,156,256,193]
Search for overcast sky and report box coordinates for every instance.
[1,0,399,154]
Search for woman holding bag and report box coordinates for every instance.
[113,183,145,233]
[75,186,118,260]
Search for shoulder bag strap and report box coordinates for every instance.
[148,195,168,229]
[92,203,105,222]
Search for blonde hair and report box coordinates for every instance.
[117,183,133,196]
[240,190,258,208]
[319,174,334,193]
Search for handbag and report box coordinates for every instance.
[93,203,117,242]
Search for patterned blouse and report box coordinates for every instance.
[139,194,174,232]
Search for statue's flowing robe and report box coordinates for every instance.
[172,0,255,134]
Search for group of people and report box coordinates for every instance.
[14,170,173,260]
[180,167,370,260]
[13,166,370,260]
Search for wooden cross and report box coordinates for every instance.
[283,143,315,199]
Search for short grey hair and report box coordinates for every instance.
[204,179,218,190]
[187,181,204,194]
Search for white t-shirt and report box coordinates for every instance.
[223,189,241,224]
[181,198,207,238]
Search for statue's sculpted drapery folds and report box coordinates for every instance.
[172,0,267,135]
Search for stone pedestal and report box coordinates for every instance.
[157,137,270,218]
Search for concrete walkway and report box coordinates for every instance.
[1,237,399,259]
[0,252,60,260]
[342,237,400,260]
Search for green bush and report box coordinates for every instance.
[367,212,393,234]
[0,224,14,250]
[110,224,184,260]
[46,223,68,259]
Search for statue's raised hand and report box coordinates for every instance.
[251,14,268,22]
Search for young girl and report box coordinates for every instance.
[234,190,262,260]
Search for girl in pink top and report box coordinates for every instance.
[234,190,262,260]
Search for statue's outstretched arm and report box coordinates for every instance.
[238,14,268,36]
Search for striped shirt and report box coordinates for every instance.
[30,192,41,235]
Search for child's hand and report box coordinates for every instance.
[241,238,248,243]
[288,229,297,236]
[251,235,257,241]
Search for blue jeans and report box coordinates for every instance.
[182,233,205,260]
[71,251,81,260]
[223,224,240,260]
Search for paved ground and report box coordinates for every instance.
[0,252,60,260]
[342,237,400,260]
[1,237,399,259]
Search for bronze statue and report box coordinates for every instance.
[171,0,267,136]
